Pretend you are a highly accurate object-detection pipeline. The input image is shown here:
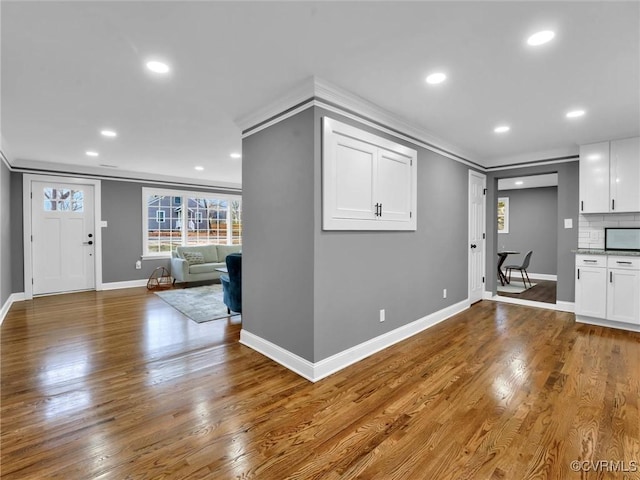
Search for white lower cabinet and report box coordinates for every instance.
[575,254,640,330]
[575,256,607,318]
[606,257,640,324]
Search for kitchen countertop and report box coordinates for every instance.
[574,249,640,257]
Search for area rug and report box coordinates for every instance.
[497,280,537,294]
[155,284,239,323]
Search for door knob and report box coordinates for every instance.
[470,244,477,249]
[83,241,93,245]
[88,233,93,238]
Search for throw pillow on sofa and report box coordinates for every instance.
[182,251,205,266]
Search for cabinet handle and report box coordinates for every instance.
[616,261,632,265]
[612,199,615,210]
[583,260,597,263]
[379,203,383,216]
[610,271,613,283]
[577,268,580,280]
[374,203,380,217]
[581,200,584,211]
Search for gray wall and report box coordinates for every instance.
[101,180,170,283]
[312,108,471,361]
[4,174,236,289]
[242,106,474,363]
[497,186,558,275]
[10,172,24,293]
[486,161,579,302]
[1,160,11,305]
[242,108,316,360]
[102,180,238,283]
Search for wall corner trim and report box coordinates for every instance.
[240,298,470,383]
[1,292,26,325]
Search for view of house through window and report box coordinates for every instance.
[143,188,241,256]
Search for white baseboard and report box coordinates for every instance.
[555,301,575,313]
[240,299,470,383]
[100,279,148,290]
[239,331,316,381]
[527,273,557,281]
[1,292,26,325]
[487,294,574,313]
[576,315,640,333]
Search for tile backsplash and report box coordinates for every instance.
[578,213,640,249]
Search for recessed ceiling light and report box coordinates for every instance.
[146,60,170,74]
[100,129,117,138]
[566,109,586,118]
[527,30,555,46]
[195,166,204,171]
[230,153,242,159]
[85,151,99,157]
[515,181,524,185]
[494,125,510,133]
[426,72,447,85]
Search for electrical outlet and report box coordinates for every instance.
[379,309,385,322]
[443,288,447,298]
[135,260,142,270]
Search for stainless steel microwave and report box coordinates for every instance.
[605,228,640,251]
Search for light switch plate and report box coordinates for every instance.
[564,218,572,229]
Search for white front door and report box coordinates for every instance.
[468,171,486,304]
[31,181,95,295]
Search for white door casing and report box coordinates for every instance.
[23,175,102,298]
[468,171,486,304]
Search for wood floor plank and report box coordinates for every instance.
[2,289,639,479]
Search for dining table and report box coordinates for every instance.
[497,251,520,286]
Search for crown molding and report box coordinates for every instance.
[486,155,579,172]
[484,146,579,169]
[312,77,477,163]
[236,77,315,133]
[0,149,11,171]
[10,159,242,192]
[238,76,483,169]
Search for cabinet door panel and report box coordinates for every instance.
[607,269,640,324]
[610,137,640,212]
[579,142,610,213]
[323,116,417,230]
[331,135,377,221]
[575,266,607,318]
[376,148,412,222]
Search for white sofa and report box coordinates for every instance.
[170,244,242,284]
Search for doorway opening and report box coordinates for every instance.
[495,173,557,304]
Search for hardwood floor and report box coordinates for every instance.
[498,279,557,304]
[2,289,639,479]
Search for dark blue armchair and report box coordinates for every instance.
[220,253,242,314]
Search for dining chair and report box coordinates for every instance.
[505,250,533,288]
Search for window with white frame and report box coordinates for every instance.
[497,197,509,234]
[143,187,242,257]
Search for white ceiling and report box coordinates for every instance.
[2,1,639,188]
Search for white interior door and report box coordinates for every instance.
[31,181,95,295]
[468,171,486,304]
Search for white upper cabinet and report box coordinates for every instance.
[579,141,610,213]
[610,137,640,213]
[579,137,640,213]
[323,117,417,230]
